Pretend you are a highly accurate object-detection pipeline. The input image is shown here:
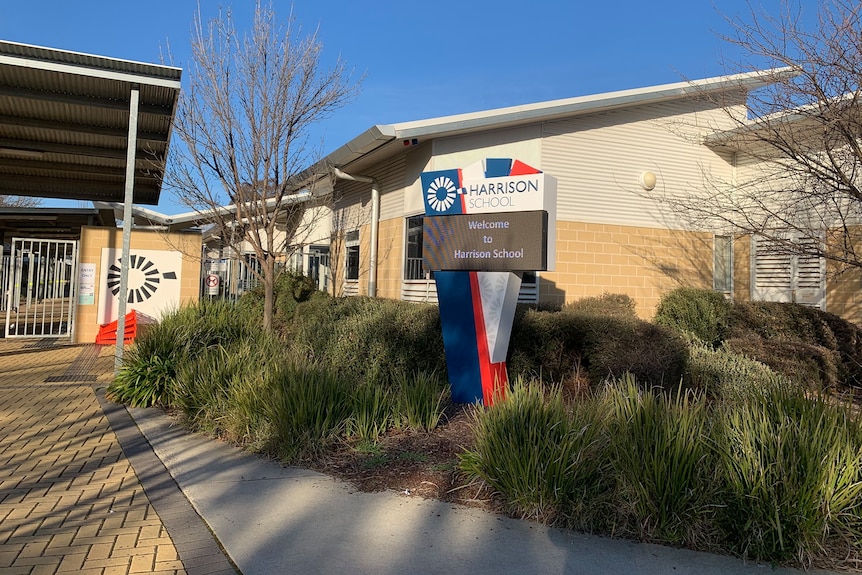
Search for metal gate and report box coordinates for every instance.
[4,238,78,339]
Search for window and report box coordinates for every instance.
[345,230,360,281]
[405,215,428,280]
[713,235,733,293]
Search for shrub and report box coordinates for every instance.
[723,337,840,390]
[288,297,445,383]
[585,317,688,391]
[605,375,718,546]
[653,287,732,347]
[685,343,786,399]
[716,384,862,563]
[459,379,610,525]
[509,307,687,391]
[726,301,862,388]
[508,306,585,384]
[563,292,637,318]
[237,270,321,330]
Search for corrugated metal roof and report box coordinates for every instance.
[0,40,181,205]
[0,41,181,82]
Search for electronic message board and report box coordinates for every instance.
[422,210,548,272]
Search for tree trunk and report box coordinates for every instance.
[262,255,276,332]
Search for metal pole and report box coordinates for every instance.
[115,86,140,372]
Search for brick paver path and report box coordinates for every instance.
[0,342,186,575]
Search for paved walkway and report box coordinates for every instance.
[0,340,234,575]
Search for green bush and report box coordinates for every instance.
[508,306,585,384]
[509,306,687,391]
[288,297,445,383]
[726,301,862,388]
[563,293,637,318]
[585,317,688,391]
[653,287,732,347]
[716,384,862,563]
[459,379,611,525]
[685,343,785,399]
[237,270,322,330]
[723,337,840,390]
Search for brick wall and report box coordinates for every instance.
[540,221,714,318]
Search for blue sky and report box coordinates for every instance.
[0,0,790,212]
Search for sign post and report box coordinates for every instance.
[420,158,556,405]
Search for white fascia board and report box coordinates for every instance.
[0,53,182,90]
[390,68,797,140]
[314,124,398,172]
[705,88,856,147]
[95,191,316,230]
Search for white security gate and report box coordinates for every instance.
[4,238,78,338]
[751,234,825,309]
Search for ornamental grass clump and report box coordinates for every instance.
[174,332,282,442]
[715,383,862,564]
[108,308,196,407]
[460,379,610,525]
[393,369,449,432]
[108,298,259,408]
[347,379,394,443]
[605,375,718,547]
[266,361,354,461]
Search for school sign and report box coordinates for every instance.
[420,158,556,405]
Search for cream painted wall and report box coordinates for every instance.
[543,100,736,230]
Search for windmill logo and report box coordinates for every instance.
[426,176,458,212]
[421,168,463,215]
[107,254,177,304]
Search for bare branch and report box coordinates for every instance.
[649,1,862,278]
[166,1,360,330]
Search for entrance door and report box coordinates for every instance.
[307,246,330,293]
[751,234,824,309]
[4,238,78,338]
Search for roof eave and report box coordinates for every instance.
[322,68,797,172]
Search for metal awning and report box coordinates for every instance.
[0,206,110,241]
[0,41,181,205]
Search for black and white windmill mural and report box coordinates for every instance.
[97,249,182,325]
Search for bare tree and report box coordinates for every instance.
[0,195,40,208]
[654,1,862,276]
[168,2,359,330]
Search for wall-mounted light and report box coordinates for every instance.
[639,171,657,191]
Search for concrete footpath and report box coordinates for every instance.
[0,340,843,575]
[126,400,838,575]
